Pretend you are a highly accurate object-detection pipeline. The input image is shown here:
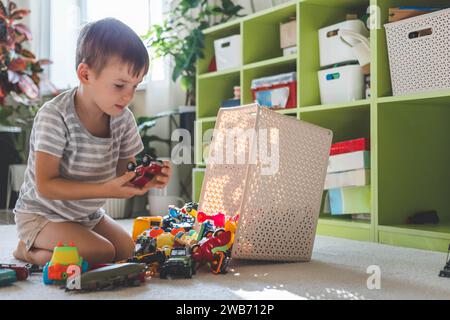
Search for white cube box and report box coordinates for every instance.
[385,9,450,96]
[319,20,369,67]
[214,34,242,71]
[318,64,365,104]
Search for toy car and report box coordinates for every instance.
[159,247,196,279]
[196,221,216,241]
[174,230,198,248]
[0,269,17,287]
[127,154,163,188]
[181,202,198,218]
[162,212,195,232]
[132,216,163,241]
[210,251,232,275]
[0,264,29,281]
[134,233,157,256]
[43,242,88,285]
[65,263,147,292]
[192,229,231,261]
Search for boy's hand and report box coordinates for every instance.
[142,160,172,190]
[103,171,148,199]
[103,161,172,198]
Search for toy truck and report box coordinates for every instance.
[127,154,163,188]
[159,247,196,279]
[0,264,29,280]
[0,269,16,287]
[132,216,163,241]
[65,263,147,292]
[43,242,88,285]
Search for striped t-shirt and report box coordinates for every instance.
[14,87,144,222]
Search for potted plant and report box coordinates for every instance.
[142,0,244,106]
[0,0,54,161]
[0,1,54,209]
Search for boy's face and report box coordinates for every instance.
[86,58,146,116]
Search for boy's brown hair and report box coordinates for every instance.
[76,18,149,77]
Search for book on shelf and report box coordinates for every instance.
[324,168,370,190]
[327,150,370,173]
[323,185,371,215]
[352,214,371,221]
[330,138,370,156]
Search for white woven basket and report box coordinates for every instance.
[198,104,332,261]
[384,9,450,96]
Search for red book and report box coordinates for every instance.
[330,138,370,155]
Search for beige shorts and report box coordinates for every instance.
[15,212,105,251]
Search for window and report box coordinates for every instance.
[48,0,164,90]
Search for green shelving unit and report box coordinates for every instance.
[193,0,450,252]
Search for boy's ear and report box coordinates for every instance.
[76,63,91,84]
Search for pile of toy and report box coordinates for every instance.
[0,202,239,292]
[129,202,239,279]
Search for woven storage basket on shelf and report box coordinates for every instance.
[384,9,450,96]
[198,104,332,262]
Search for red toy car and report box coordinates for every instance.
[127,154,163,188]
[191,229,231,274]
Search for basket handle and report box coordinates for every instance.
[407,27,433,40]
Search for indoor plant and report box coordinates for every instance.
[0,0,53,162]
[142,0,244,106]
[0,0,54,209]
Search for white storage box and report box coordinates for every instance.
[198,104,332,261]
[318,64,365,104]
[280,19,297,49]
[384,9,450,96]
[214,34,242,71]
[319,20,369,67]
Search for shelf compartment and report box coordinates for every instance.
[301,104,372,233]
[373,0,450,98]
[198,21,241,76]
[242,58,297,105]
[197,71,240,118]
[242,2,298,65]
[299,0,370,107]
[377,101,450,234]
[299,103,370,143]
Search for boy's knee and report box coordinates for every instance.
[115,236,135,261]
[98,241,116,263]
[81,240,115,264]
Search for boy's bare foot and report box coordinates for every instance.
[13,240,28,262]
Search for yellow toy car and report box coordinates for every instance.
[132,216,163,241]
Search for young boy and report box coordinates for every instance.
[13,18,172,266]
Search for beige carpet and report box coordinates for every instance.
[1,219,450,300]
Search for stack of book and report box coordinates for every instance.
[323,138,371,220]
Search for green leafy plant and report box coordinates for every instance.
[135,110,180,160]
[0,0,54,162]
[142,0,244,106]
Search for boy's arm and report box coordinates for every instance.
[35,151,148,200]
[116,157,135,177]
